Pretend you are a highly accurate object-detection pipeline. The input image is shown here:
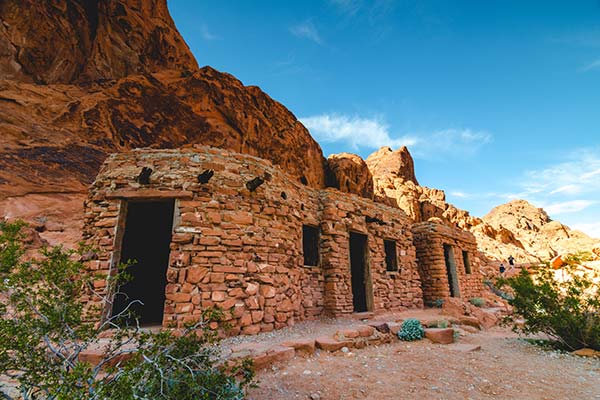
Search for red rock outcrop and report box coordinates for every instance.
[0,0,197,84]
[0,0,327,247]
[365,146,600,264]
[366,146,419,185]
[326,153,374,199]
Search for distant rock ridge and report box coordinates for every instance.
[363,146,599,263]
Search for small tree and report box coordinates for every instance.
[0,221,253,399]
[500,253,600,351]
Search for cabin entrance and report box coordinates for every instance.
[349,232,370,312]
[443,244,460,297]
[112,200,174,326]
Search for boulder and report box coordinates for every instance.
[424,328,455,344]
[326,153,374,199]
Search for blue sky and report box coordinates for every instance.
[169,0,600,237]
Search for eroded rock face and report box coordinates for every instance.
[326,153,374,199]
[364,145,596,264]
[0,0,326,248]
[0,0,197,84]
[483,200,600,261]
[366,146,418,185]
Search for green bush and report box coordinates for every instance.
[397,318,425,341]
[469,297,486,307]
[0,221,254,399]
[499,253,600,351]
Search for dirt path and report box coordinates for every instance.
[247,327,600,400]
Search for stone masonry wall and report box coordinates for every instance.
[83,146,422,335]
[411,221,483,303]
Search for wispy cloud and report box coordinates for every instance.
[300,112,491,158]
[200,24,219,41]
[300,113,416,150]
[330,0,362,16]
[580,58,600,72]
[289,20,323,44]
[450,191,469,199]
[571,222,600,239]
[543,200,596,215]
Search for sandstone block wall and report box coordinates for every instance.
[83,146,423,335]
[411,221,483,303]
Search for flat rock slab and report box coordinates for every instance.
[280,338,316,355]
[316,336,353,352]
[572,348,600,357]
[448,343,481,352]
[252,345,295,370]
[335,329,360,339]
[424,328,455,344]
[459,316,482,329]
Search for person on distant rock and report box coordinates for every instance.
[499,263,506,275]
[507,255,515,272]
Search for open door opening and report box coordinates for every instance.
[349,232,369,312]
[443,244,460,298]
[112,200,174,326]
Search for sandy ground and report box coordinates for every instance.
[247,327,600,400]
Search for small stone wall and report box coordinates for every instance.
[83,146,423,335]
[411,221,483,303]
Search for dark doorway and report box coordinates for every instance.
[112,200,175,326]
[443,244,460,298]
[302,225,320,266]
[384,239,398,272]
[349,232,369,312]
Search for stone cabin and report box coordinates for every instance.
[412,222,484,303]
[82,146,482,335]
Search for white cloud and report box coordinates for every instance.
[521,149,600,198]
[450,191,468,198]
[579,58,600,72]
[300,113,416,150]
[543,200,595,215]
[300,113,492,158]
[571,222,600,240]
[289,21,323,44]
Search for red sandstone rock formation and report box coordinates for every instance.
[366,146,419,185]
[326,153,374,199]
[0,0,326,246]
[366,146,599,264]
[0,0,197,84]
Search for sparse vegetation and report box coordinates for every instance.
[469,297,486,307]
[397,318,425,341]
[500,252,600,351]
[0,221,254,399]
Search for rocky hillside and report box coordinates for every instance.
[0,0,326,245]
[364,146,599,263]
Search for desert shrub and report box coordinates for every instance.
[397,318,425,341]
[469,297,486,307]
[499,254,600,351]
[0,221,254,399]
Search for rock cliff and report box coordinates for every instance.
[0,0,326,246]
[366,146,599,264]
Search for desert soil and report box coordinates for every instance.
[247,326,600,400]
